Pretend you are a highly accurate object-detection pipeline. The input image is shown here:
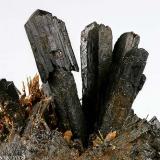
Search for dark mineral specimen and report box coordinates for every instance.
[100,48,148,134]
[80,22,112,134]
[0,79,25,140]
[80,24,148,136]
[0,9,158,160]
[25,9,86,144]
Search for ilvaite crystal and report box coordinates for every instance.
[100,48,148,134]
[99,32,144,134]
[80,22,112,133]
[25,10,86,145]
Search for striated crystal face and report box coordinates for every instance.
[25,9,79,83]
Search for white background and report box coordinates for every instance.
[0,0,159,120]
